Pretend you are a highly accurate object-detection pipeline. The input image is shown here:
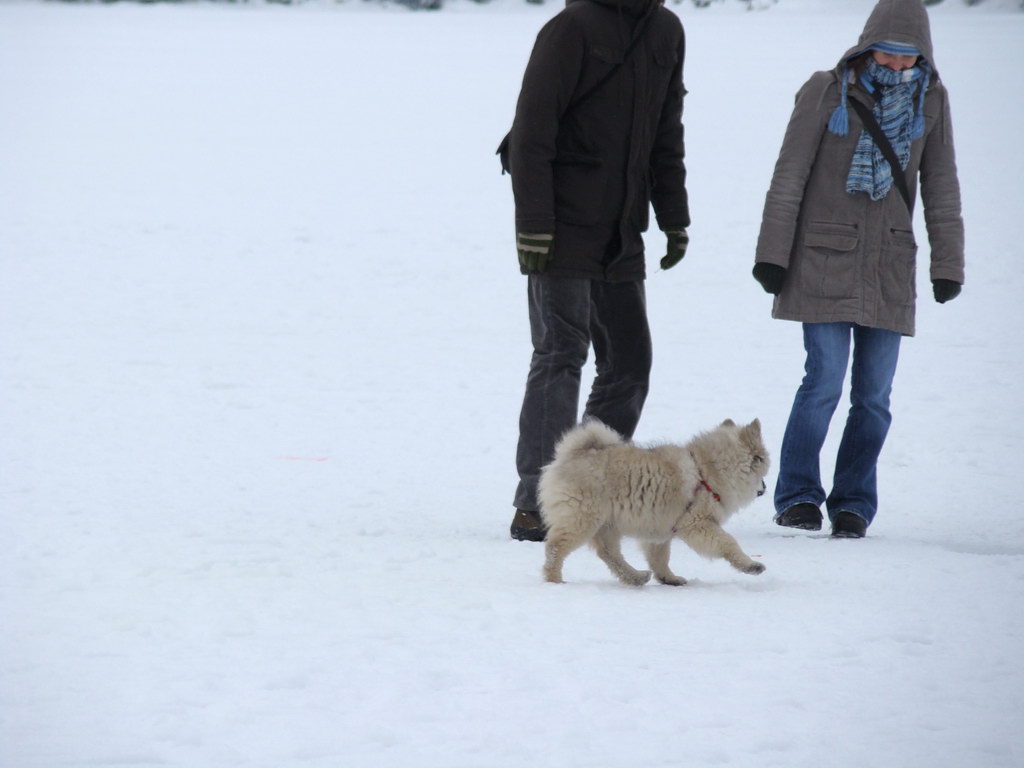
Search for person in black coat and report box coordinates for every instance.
[507,0,691,541]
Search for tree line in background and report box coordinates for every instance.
[923,0,1021,4]
[55,0,1024,9]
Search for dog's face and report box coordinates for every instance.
[725,418,771,500]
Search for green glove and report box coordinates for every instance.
[660,229,689,270]
[517,232,555,273]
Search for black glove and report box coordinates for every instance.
[517,232,554,273]
[932,279,961,304]
[752,262,786,295]
[660,229,689,270]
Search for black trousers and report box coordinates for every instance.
[513,275,652,512]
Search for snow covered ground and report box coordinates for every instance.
[1,1,1022,766]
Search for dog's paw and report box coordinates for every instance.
[620,569,652,587]
[656,575,688,587]
[741,561,766,575]
[542,565,565,583]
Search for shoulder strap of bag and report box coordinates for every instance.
[846,95,914,214]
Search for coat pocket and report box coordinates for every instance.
[882,228,918,305]
[648,48,680,106]
[800,221,859,299]
[553,152,604,226]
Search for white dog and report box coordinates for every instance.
[539,419,770,586]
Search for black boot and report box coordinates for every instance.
[831,511,867,539]
[510,509,546,542]
[775,503,823,531]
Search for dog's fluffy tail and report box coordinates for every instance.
[553,419,624,461]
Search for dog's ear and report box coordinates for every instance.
[721,418,736,427]
[740,419,764,447]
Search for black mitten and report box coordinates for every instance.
[932,279,962,304]
[752,262,786,295]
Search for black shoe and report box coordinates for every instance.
[775,503,823,531]
[831,511,868,539]
[510,508,546,542]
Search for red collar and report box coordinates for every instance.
[672,475,722,534]
[689,452,722,503]
[699,478,722,503]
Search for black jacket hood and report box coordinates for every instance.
[567,0,656,19]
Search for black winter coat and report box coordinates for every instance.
[509,0,689,281]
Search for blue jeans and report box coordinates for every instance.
[774,322,901,526]
[513,275,651,512]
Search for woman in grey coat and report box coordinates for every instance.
[752,0,965,538]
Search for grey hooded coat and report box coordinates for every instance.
[509,0,689,282]
[755,0,964,336]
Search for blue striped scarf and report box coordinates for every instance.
[846,59,926,201]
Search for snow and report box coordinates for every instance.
[1,1,1022,766]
